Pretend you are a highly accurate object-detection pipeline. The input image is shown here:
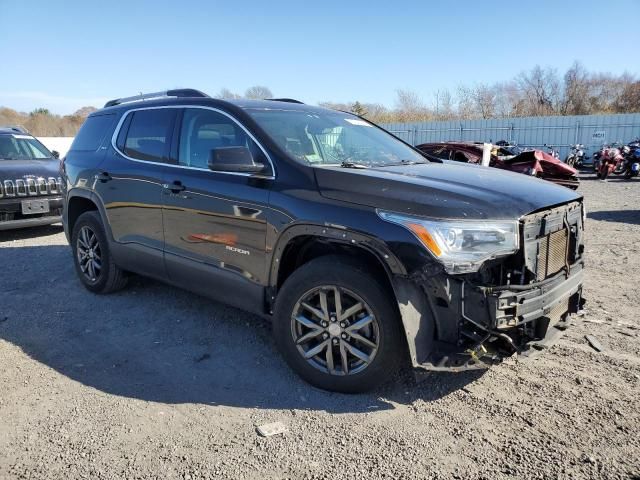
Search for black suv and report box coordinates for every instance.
[0,127,63,230]
[61,89,585,392]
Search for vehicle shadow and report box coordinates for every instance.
[587,210,640,225]
[0,244,483,413]
[0,223,64,242]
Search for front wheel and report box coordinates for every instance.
[273,255,403,393]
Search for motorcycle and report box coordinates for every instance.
[565,144,585,167]
[592,148,603,172]
[544,144,560,159]
[596,145,625,180]
[620,145,640,179]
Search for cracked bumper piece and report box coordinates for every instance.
[395,263,584,372]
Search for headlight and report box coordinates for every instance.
[378,211,519,274]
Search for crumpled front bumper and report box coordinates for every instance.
[393,263,585,372]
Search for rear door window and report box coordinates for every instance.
[122,109,176,162]
[71,114,116,151]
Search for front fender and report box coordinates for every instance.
[268,223,407,288]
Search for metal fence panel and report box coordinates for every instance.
[381,113,640,160]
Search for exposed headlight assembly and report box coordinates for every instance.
[378,211,519,274]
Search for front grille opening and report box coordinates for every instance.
[48,178,58,193]
[16,180,27,196]
[4,181,15,196]
[536,228,569,281]
[37,178,48,194]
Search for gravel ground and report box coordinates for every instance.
[1,173,639,480]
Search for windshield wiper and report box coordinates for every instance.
[340,161,369,169]
[382,159,429,166]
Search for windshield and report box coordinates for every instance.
[246,109,427,167]
[0,134,53,160]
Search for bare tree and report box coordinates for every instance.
[394,89,431,122]
[73,106,97,118]
[215,88,241,99]
[587,72,633,113]
[492,81,523,118]
[472,84,496,119]
[360,103,390,123]
[456,85,476,119]
[517,65,560,115]
[432,89,454,120]
[615,81,640,113]
[244,86,273,100]
[561,61,590,115]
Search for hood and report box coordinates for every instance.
[505,150,577,177]
[314,162,581,220]
[0,159,60,180]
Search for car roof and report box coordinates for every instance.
[0,127,33,136]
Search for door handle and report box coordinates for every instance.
[96,172,111,182]
[163,181,186,192]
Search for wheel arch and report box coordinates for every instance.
[269,224,406,294]
[65,189,113,241]
[269,224,436,369]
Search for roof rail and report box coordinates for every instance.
[0,125,29,134]
[104,88,209,108]
[265,98,304,104]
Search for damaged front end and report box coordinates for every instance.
[396,201,585,371]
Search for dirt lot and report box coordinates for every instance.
[1,174,639,480]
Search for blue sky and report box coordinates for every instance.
[1,0,638,114]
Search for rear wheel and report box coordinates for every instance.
[273,255,403,393]
[71,211,128,293]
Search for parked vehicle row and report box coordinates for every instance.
[54,89,586,392]
[593,141,640,180]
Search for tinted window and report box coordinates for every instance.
[123,109,176,162]
[71,114,115,151]
[178,108,266,170]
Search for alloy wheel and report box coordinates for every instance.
[76,226,102,282]
[291,286,380,376]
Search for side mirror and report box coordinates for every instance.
[208,146,265,174]
[51,150,60,159]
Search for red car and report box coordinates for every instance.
[416,142,579,189]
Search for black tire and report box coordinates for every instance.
[273,255,403,393]
[601,168,609,180]
[71,211,128,293]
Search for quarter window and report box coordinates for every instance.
[178,108,266,170]
[122,109,176,162]
[71,114,115,151]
